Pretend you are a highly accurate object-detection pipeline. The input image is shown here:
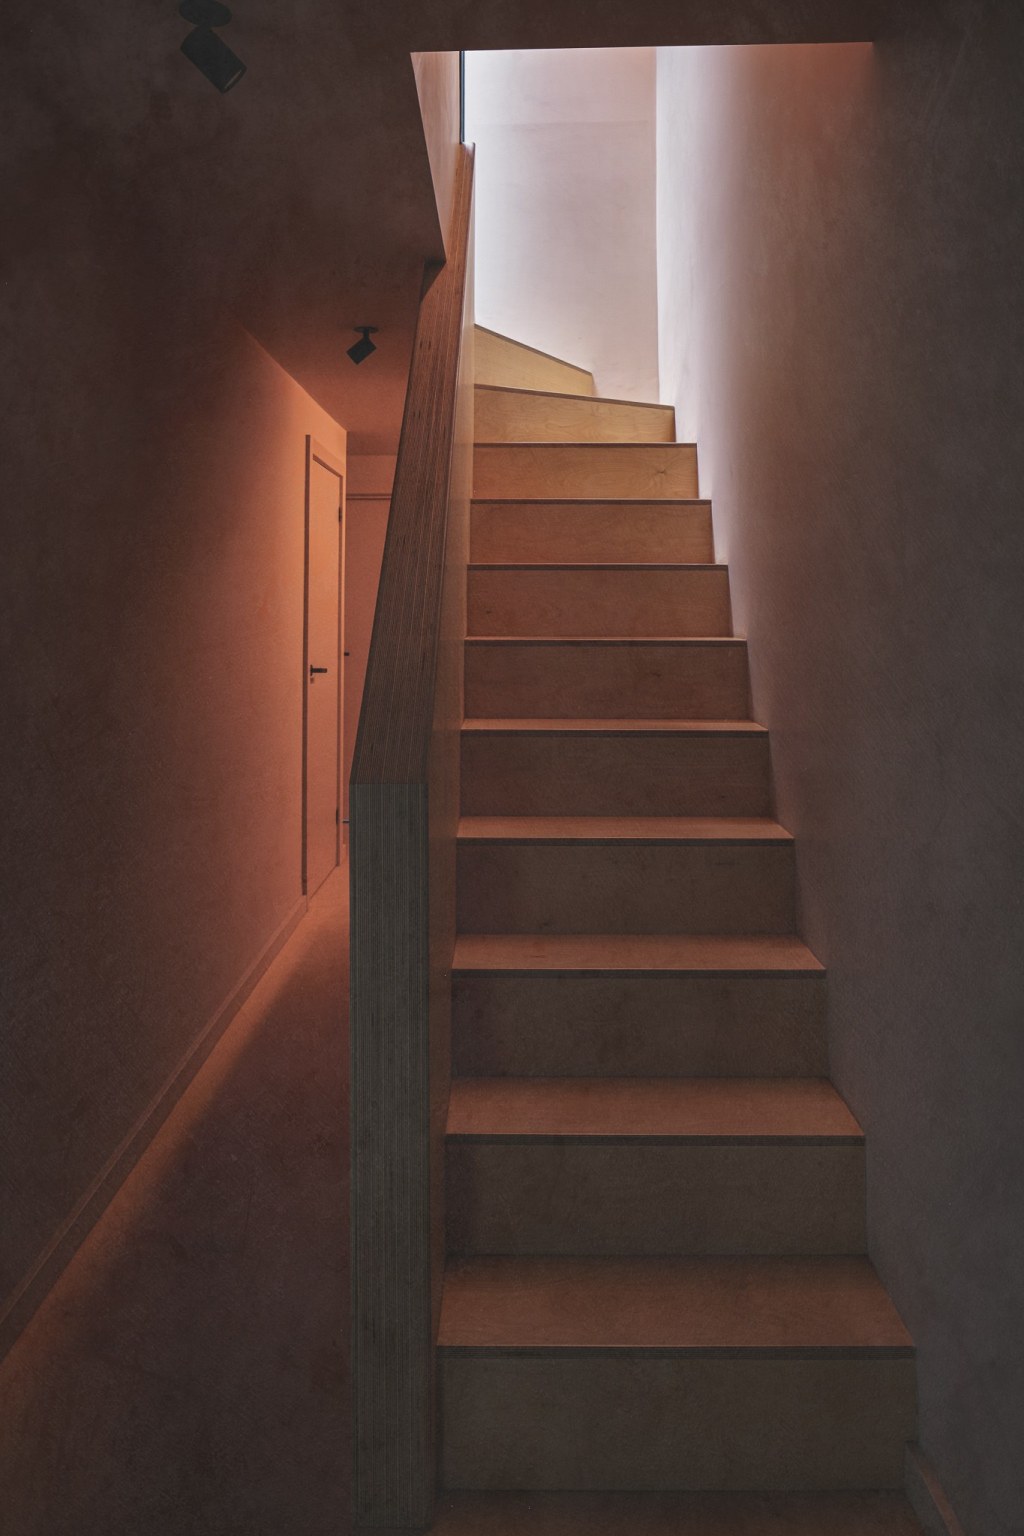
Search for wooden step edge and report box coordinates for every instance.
[457,815,792,845]
[475,441,697,453]
[439,1342,912,1359]
[467,562,726,572]
[438,1256,913,1357]
[474,382,673,412]
[430,1491,926,1536]
[461,718,767,735]
[446,1131,863,1146]
[452,934,825,976]
[465,636,746,647]
[475,324,593,378]
[471,497,712,506]
[446,1078,862,1145]
[439,1340,910,1358]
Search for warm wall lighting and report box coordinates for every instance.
[179,0,246,92]
[347,327,379,365]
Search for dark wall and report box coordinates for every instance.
[0,122,347,1334]
[656,13,1024,1535]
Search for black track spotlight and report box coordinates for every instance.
[347,327,379,365]
[179,0,245,92]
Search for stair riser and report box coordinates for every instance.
[471,502,714,564]
[475,389,675,444]
[440,1355,914,1490]
[456,842,795,935]
[468,567,732,639]
[474,445,698,501]
[465,642,750,719]
[475,330,595,396]
[452,974,828,1077]
[461,733,770,817]
[446,1143,865,1255]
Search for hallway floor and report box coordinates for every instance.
[0,857,925,1535]
[0,869,351,1536]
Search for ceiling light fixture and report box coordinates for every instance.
[179,0,245,92]
[347,327,379,365]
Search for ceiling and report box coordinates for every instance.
[4,0,885,452]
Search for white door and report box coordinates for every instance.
[305,445,344,895]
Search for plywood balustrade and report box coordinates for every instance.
[349,144,475,1529]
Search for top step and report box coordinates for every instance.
[475,325,597,397]
[475,385,676,444]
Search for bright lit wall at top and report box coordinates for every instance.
[464,48,659,403]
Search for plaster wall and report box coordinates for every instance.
[0,171,346,1326]
[656,20,1024,1536]
[465,47,659,402]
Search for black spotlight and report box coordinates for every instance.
[179,0,245,92]
[347,327,379,365]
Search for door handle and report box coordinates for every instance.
[309,665,328,678]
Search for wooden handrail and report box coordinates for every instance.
[351,147,473,789]
[349,143,474,1529]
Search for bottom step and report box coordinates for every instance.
[431,1491,924,1535]
[439,1257,914,1492]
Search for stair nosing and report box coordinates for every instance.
[461,718,767,735]
[467,562,727,572]
[447,1132,863,1145]
[452,935,825,977]
[446,1078,862,1145]
[475,440,697,451]
[438,1255,911,1356]
[438,1341,911,1358]
[465,635,746,646]
[454,963,823,978]
[457,816,792,846]
[471,497,712,506]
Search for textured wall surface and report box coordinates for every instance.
[657,18,1024,1536]
[0,176,346,1325]
[465,48,659,401]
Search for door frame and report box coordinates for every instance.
[302,434,345,895]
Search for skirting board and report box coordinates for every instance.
[0,894,308,1363]
[906,1443,967,1536]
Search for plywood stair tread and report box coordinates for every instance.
[458,815,791,844]
[468,561,727,570]
[453,932,824,974]
[431,1491,925,1536]
[472,497,712,506]
[476,382,672,413]
[467,635,745,646]
[439,1256,912,1354]
[462,717,767,735]
[446,1077,861,1142]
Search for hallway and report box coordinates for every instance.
[0,874,350,1536]
[0,859,924,1536]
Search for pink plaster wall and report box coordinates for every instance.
[657,23,1024,1536]
[0,174,346,1327]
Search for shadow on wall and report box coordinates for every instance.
[656,30,1024,1536]
[1,161,346,1350]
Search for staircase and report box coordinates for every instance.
[436,327,921,1533]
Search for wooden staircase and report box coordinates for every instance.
[436,327,921,1532]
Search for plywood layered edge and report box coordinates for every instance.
[349,144,474,1528]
